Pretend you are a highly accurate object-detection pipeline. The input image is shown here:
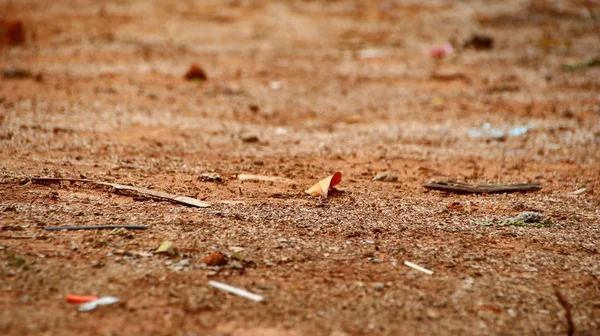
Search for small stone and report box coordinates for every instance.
[372,283,385,291]
[373,171,398,182]
[229,261,244,270]
[249,104,260,113]
[426,309,441,319]
[90,260,105,268]
[269,81,281,90]
[502,212,551,227]
[253,159,264,166]
[241,133,259,143]
[199,172,222,182]
[184,64,207,81]
[201,251,227,266]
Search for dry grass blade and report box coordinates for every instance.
[30,177,211,208]
[44,225,149,231]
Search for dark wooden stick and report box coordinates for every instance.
[423,180,542,194]
[44,225,149,231]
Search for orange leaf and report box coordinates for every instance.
[305,172,342,198]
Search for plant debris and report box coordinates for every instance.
[502,212,552,227]
[2,68,32,79]
[236,174,293,183]
[30,177,211,208]
[554,287,575,336]
[78,296,120,312]
[571,188,587,195]
[240,133,260,143]
[373,171,398,182]
[404,261,434,275]
[305,172,342,198]
[44,225,149,231]
[423,181,542,194]
[208,280,265,302]
[66,295,99,304]
[562,57,599,72]
[199,172,223,182]
[475,212,552,227]
[155,241,178,256]
[463,34,494,50]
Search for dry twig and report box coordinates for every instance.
[30,177,211,208]
[423,180,542,194]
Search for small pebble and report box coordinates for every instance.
[241,133,259,143]
[373,171,398,182]
[199,172,222,182]
[373,283,385,291]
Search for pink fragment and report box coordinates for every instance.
[430,44,453,59]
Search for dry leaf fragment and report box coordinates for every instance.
[155,241,177,256]
[305,172,342,198]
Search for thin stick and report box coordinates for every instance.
[44,225,149,231]
[423,180,542,194]
[30,177,211,208]
[208,280,265,302]
[404,261,434,275]
[554,287,575,336]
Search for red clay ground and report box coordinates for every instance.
[1,1,599,335]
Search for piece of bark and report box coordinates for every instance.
[423,180,541,194]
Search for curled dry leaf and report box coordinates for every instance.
[305,172,342,198]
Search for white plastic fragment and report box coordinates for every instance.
[208,280,265,302]
[78,296,120,312]
[404,261,434,275]
[572,188,587,195]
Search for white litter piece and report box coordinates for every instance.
[572,188,588,195]
[78,296,120,312]
[404,261,434,275]
[208,280,265,302]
